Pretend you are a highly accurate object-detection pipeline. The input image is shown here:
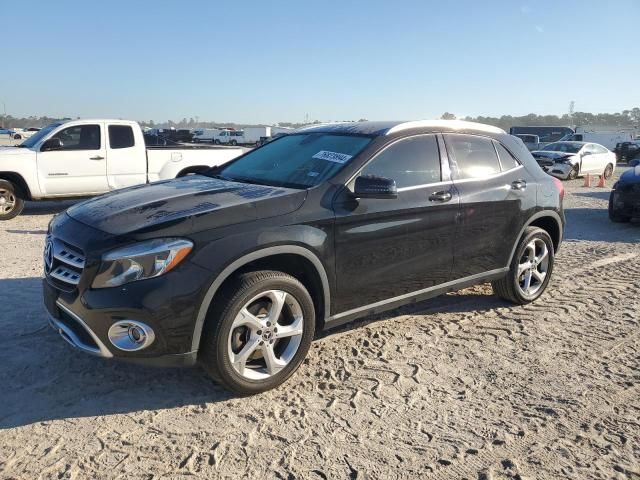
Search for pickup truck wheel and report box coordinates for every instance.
[0,180,25,220]
[200,270,315,395]
[491,227,554,305]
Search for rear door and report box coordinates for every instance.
[106,123,147,190]
[37,123,109,195]
[332,134,459,314]
[444,134,537,280]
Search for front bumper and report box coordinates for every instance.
[543,162,573,180]
[611,186,640,218]
[43,257,213,366]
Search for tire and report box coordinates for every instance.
[603,163,614,179]
[608,191,631,223]
[491,227,554,305]
[214,139,221,145]
[13,134,21,140]
[230,140,237,146]
[193,138,199,143]
[0,179,25,220]
[567,164,579,180]
[199,270,316,395]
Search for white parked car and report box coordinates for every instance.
[10,127,41,140]
[532,141,616,181]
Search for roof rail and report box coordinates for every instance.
[386,120,505,135]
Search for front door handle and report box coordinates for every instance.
[90,155,105,161]
[511,180,527,191]
[429,190,452,202]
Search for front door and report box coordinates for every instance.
[37,123,109,195]
[332,134,459,314]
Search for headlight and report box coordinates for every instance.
[92,238,193,288]
[558,156,575,164]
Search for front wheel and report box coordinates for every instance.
[0,180,25,220]
[230,140,237,146]
[199,271,316,395]
[567,164,579,180]
[492,227,554,304]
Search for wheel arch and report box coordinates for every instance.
[176,165,210,177]
[0,172,32,200]
[191,245,331,352]
[507,211,563,266]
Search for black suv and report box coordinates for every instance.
[43,121,565,394]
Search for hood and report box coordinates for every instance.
[531,150,577,160]
[0,146,34,157]
[618,165,640,185]
[66,175,307,236]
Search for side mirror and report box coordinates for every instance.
[353,175,397,199]
[41,138,63,152]
[629,159,640,167]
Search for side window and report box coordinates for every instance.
[50,125,101,151]
[494,141,520,170]
[445,134,501,179]
[361,135,441,189]
[109,125,135,149]
[593,144,608,154]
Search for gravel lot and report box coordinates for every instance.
[1,169,639,480]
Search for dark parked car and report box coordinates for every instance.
[614,141,640,164]
[43,120,565,394]
[143,133,182,146]
[609,159,640,222]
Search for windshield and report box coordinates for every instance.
[542,142,582,153]
[215,133,372,189]
[20,123,63,148]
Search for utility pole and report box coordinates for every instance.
[568,100,575,125]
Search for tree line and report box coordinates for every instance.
[2,109,639,130]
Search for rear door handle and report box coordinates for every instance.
[429,190,452,202]
[511,180,527,191]
[90,155,105,160]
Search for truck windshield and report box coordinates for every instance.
[19,123,63,148]
[214,133,372,189]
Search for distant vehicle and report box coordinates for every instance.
[532,141,616,181]
[609,158,640,222]
[0,128,16,136]
[193,128,224,143]
[560,131,633,151]
[514,134,540,151]
[216,129,244,146]
[216,126,294,146]
[613,141,640,163]
[0,119,245,219]
[509,126,574,148]
[143,134,182,146]
[10,127,41,141]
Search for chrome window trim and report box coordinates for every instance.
[345,133,444,190]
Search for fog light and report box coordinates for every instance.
[108,321,155,351]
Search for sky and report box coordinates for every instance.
[3,0,639,124]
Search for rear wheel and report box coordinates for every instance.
[0,180,25,220]
[603,163,614,179]
[492,227,554,304]
[230,140,237,146]
[608,191,631,223]
[199,271,315,395]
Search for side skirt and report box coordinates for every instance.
[324,268,508,330]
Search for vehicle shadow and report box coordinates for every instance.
[0,277,233,430]
[22,200,79,216]
[1,277,505,429]
[564,207,640,242]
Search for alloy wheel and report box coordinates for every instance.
[0,188,16,215]
[227,290,304,380]
[517,238,549,297]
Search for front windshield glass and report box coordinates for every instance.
[542,142,582,153]
[215,133,372,189]
[20,123,62,148]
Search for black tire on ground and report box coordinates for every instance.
[193,138,199,143]
[603,163,614,179]
[608,190,631,223]
[230,140,237,146]
[13,134,21,140]
[567,164,579,180]
[491,227,555,305]
[199,270,316,395]
[214,139,221,145]
[0,179,25,220]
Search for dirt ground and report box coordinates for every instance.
[0,169,639,480]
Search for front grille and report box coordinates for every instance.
[45,237,86,289]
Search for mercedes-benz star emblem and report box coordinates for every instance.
[44,239,54,274]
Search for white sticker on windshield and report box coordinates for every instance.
[312,150,353,164]
[307,171,320,177]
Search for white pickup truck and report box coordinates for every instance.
[0,119,245,219]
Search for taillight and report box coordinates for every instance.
[551,177,565,200]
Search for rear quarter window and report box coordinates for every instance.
[494,141,520,170]
[445,134,501,179]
